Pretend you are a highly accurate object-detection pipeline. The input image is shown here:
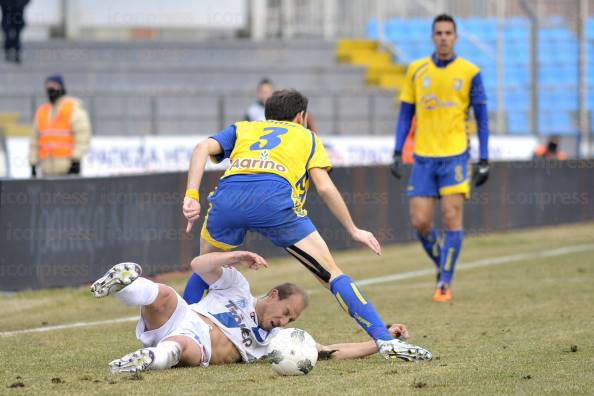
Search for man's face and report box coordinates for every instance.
[45,81,62,91]
[257,83,273,103]
[432,21,457,57]
[259,292,305,331]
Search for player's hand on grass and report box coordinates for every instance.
[390,151,402,179]
[230,251,268,271]
[350,228,382,256]
[183,197,201,233]
[473,159,490,187]
[387,323,410,340]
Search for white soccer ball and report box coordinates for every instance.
[266,328,318,376]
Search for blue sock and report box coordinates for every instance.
[330,275,392,341]
[439,230,464,286]
[417,228,441,269]
[182,273,210,304]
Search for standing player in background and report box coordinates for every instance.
[182,89,431,361]
[390,14,490,302]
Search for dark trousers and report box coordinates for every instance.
[1,2,27,60]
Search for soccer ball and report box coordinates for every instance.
[266,328,318,376]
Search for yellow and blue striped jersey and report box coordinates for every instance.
[400,55,484,157]
[210,120,331,212]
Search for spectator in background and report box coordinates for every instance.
[244,78,318,133]
[533,136,567,160]
[0,0,29,64]
[244,78,274,122]
[30,75,92,177]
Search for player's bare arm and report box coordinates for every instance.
[191,251,268,284]
[183,138,224,232]
[316,324,410,360]
[309,167,381,255]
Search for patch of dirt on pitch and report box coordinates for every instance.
[51,377,65,384]
[128,372,143,381]
[412,380,427,389]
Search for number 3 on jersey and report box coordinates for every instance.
[249,127,288,151]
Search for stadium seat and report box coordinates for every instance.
[367,15,584,137]
[507,111,530,134]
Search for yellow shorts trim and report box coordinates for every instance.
[439,179,471,199]
[200,221,238,251]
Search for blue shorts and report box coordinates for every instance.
[201,174,316,249]
[407,151,471,199]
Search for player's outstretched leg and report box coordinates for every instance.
[109,348,155,373]
[92,263,193,373]
[288,232,432,362]
[182,239,225,304]
[183,273,210,304]
[109,341,182,373]
[91,262,142,297]
[376,339,433,361]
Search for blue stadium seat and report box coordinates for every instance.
[508,112,530,134]
[587,19,594,39]
[506,68,527,87]
[367,16,581,136]
[557,91,579,111]
[506,90,530,110]
[539,28,573,42]
[506,27,529,42]
[506,17,530,28]
[539,111,577,135]
[367,19,379,39]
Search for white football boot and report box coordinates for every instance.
[377,339,432,362]
[109,349,154,373]
[90,262,142,298]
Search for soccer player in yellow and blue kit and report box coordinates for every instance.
[181,89,432,362]
[391,14,490,302]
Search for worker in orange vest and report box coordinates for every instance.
[401,117,416,165]
[29,75,92,177]
[533,136,567,160]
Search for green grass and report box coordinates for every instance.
[1,223,594,395]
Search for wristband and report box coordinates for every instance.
[185,188,199,201]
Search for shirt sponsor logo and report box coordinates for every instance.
[420,94,457,111]
[229,157,287,173]
[225,300,254,347]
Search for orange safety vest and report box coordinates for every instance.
[402,117,416,164]
[533,144,567,160]
[35,99,75,160]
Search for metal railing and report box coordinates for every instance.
[1,91,398,136]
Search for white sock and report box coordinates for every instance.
[116,277,159,306]
[147,340,182,370]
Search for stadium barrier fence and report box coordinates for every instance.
[1,160,593,291]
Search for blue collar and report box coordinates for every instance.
[431,53,457,68]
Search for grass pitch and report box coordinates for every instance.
[1,223,594,395]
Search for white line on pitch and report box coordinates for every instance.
[1,243,593,338]
[0,316,140,337]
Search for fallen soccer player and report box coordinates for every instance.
[91,251,431,373]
